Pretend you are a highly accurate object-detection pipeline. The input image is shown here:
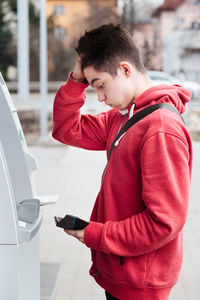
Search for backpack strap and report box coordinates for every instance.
[108,103,185,161]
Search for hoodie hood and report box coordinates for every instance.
[133,84,191,114]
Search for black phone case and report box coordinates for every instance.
[54,214,89,230]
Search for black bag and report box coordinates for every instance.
[108,103,185,161]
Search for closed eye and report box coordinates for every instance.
[98,84,104,90]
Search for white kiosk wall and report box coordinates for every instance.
[0,72,43,300]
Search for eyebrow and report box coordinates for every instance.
[90,78,100,87]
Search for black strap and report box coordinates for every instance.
[108,103,184,161]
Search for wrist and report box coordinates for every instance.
[71,72,85,83]
[65,73,89,98]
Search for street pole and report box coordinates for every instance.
[17,0,29,101]
[40,0,48,138]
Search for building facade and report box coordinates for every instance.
[46,0,118,48]
[153,0,200,81]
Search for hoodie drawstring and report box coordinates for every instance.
[129,102,136,119]
[115,102,136,147]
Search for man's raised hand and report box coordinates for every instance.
[71,56,86,83]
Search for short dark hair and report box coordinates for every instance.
[75,23,146,76]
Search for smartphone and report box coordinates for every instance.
[54,214,89,230]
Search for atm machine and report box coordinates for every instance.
[0,72,56,299]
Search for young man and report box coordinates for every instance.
[52,24,193,300]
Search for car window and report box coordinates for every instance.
[150,75,167,81]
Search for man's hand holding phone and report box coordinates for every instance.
[54,214,89,244]
[64,228,85,244]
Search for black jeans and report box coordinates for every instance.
[105,291,119,300]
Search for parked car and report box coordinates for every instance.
[180,79,200,100]
[148,71,200,100]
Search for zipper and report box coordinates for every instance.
[101,113,128,183]
[105,108,134,268]
[117,113,128,135]
[113,114,127,147]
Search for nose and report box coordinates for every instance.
[97,91,106,103]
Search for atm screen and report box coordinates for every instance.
[0,73,16,113]
[0,73,27,149]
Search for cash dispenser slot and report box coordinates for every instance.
[17,199,40,223]
[18,211,43,243]
[17,199,42,242]
[17,196,57,242]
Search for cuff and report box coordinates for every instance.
[84,221,104,250]
[61,72,89,98]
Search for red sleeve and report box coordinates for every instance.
[52,73,108,150]
[85,132,191,256]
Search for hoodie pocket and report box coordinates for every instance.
[96,251,117,279]
[112,254,148,286]
[96,250,148,287]
[119,256,124,266]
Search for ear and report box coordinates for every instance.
[118,61,132,78]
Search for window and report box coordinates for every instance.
[54,27,67,41]
[193,0,200,6]
[54,5,65,15]
[191,22,200,30]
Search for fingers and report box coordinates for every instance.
[64,229,75,235]
[72,56,85,83]
[64,229,85,244]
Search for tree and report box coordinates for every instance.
[120,0,156,33]
[47,12,76,81]
[142,39,153,70]
[120,0,155,71]
[120,0,136,34]
[0,0,42,81]
[85,1,119,30]
[48,1,120,81]
[0,0,16,80]
[29,1,40,81]
[48,31,76,81]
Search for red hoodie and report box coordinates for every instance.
[52,74,193,300]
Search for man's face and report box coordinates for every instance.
[83,65,134,110]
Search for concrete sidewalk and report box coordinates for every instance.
[30,140,200,300]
